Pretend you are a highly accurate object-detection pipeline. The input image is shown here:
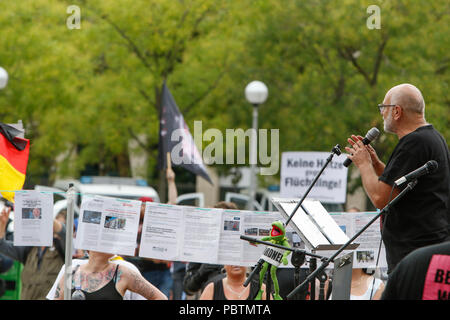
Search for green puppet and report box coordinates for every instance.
[255,220,291,300]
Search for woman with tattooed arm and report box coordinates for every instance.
[53,250,167,300]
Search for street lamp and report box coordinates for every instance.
[245,80,268,210]
[0,67,8,89]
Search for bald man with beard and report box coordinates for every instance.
[345,83,450,274]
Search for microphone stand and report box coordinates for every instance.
[291,250,306,300]
[286,179,419,299]
[283,144,340,298]
[241,144,341,299]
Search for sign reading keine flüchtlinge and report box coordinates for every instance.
[280,152,348,203]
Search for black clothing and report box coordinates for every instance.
[71,264,123,300]
[183,263,224,295]
[125,256,169,272]
[0,224,66,299]
[172,261,187,300]
[277,268,309,300]
[381,241,450,300]
[212,278,260,300]
[378,125,450,272]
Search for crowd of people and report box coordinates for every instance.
[0,83,449,300]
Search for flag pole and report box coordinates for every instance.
[158,82,167,202]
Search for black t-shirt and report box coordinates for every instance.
[381,241,450,300]
[379,125,450,272]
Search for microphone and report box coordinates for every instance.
[394,160,438,186]
[343,127,380,167]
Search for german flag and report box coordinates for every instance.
[0,122,29,202]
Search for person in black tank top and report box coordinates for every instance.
[212,277,260,300]
[71,264,123,300]
[53,251,168,300]
[200,265,269,300]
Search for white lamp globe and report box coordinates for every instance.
[0,67,8,89]
[245,80,268,105]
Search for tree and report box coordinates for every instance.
[217,0,449,179]
[0,0,447,200]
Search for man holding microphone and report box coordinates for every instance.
[345,83,450,274]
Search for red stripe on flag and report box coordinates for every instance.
[0,134,29,174]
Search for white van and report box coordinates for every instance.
[225,186,344,212]
[35,176,160,218]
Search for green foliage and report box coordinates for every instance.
[0,0,448,188]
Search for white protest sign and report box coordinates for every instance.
[280,151,348,203]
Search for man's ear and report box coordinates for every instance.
[393,105,402,120]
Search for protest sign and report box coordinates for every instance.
[280,151,348,203]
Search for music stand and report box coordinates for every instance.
[331,253,353,300]
[272,198,358,299]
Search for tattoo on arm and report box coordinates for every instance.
[131,272,156,300]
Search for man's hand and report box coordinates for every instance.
[345,135,395,209]
[345,135,372,169]
[349,135,385,176]
[0,207,11,239]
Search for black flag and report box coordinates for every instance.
[158,82,213,185]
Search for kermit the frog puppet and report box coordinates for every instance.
[255,220,291,300]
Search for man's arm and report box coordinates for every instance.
[0,207,30,263]
[346,137,399,209]
[357,162,399,209]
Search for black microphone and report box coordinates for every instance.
[394,160,438,186]
[343,127,380,167]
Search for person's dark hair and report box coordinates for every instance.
[213,202,238,210]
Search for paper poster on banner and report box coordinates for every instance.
[218,209,244,265]
[240,211,283,266]
[280,151,348,203]
[139,203,184,260]
[140,204,224,264]
[179,207,222,264]
[137,201,386,269]
[75,195,140,256]
[322,212,386,269]
[13,191,54,247]
[139,203,298,267]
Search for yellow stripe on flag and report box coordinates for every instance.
[0,154,26,202]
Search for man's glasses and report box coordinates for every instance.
[378,104,396,114]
